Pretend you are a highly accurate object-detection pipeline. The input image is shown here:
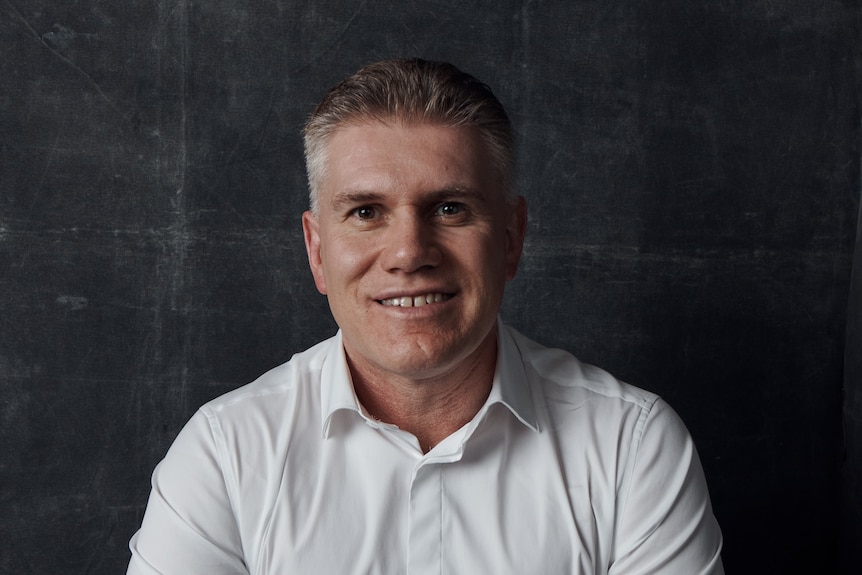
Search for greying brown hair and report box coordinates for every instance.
[303,58,515,213]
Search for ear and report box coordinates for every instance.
[302,211,328,295]
[504,196,528,280]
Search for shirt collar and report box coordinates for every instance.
[492,320,539,432]
[320,330,362,438]
[320,321,539,438]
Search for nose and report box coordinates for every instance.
[380,211,441,273]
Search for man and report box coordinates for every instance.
[128,58,724,574]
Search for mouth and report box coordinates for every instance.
[377,293,453,308]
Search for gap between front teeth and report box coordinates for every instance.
[380,293,447,307]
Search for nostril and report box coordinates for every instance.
[381,237,441,273]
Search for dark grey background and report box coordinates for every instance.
[2,1,860,573]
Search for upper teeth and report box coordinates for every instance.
[380,293,448,307]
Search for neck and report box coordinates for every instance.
[347,332,498,453]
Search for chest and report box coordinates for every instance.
[246,420,618,575]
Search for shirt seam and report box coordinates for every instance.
[617,394,661,522]
[439,465,444,575]
[202,406,249,572]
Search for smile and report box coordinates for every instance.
[378,293,452,307]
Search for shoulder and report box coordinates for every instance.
[158,335,338,509]
[184,335,336,451]
[503,324,702,491]
[506,325,659,413]
[202,336,333,414]
[503,324,692,453]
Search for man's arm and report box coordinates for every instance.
[609,398,724,575]
[128,410,248,575]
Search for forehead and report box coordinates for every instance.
[319,121,496,196]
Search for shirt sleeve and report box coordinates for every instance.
[609,398,724,575]
[127,409,249,575]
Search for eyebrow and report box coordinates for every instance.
[329,190,386,213]
[425,187,489,204]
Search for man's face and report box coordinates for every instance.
[302,121,526,383]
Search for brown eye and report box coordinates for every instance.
[352,206,377,220]
[435,202,464,217]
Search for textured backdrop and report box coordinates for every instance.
[1,1,860,573]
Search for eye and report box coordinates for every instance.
[351,206,378,220]
[435,202,465,217]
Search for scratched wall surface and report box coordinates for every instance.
[844,199,862,571]
[0,1,859,573]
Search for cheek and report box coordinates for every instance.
[460,239,508,292]
[322,237,375,284]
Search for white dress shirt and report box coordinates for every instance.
[128,322,724,574]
